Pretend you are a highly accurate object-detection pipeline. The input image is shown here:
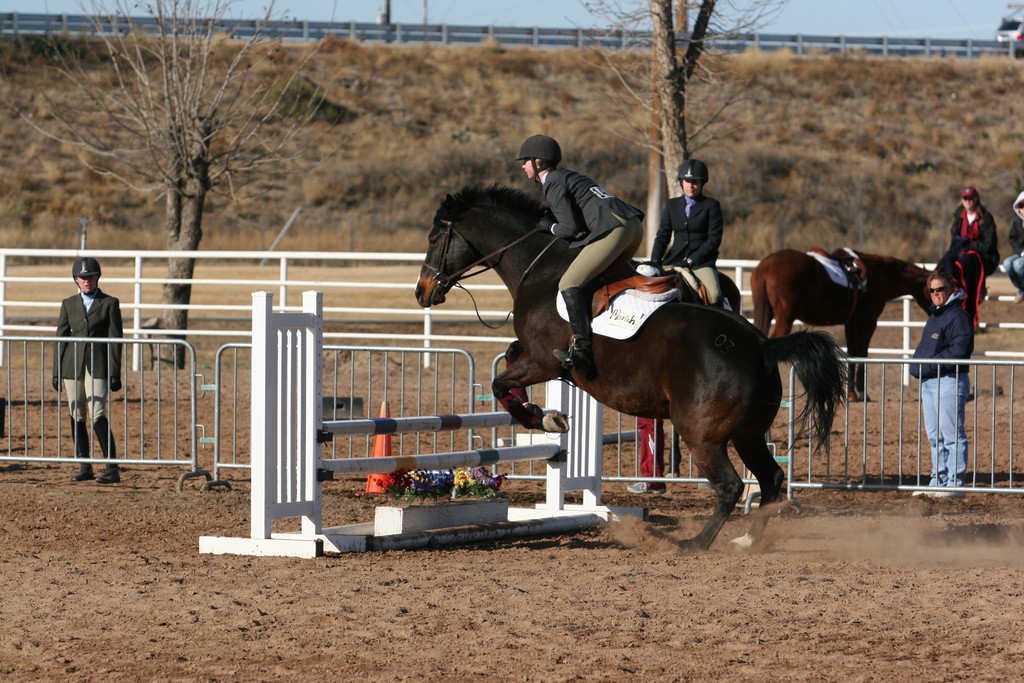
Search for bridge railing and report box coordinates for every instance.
[0,13,1013,59]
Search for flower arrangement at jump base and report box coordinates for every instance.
[382,467,507,502]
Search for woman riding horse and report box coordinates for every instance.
[515,134,644,381]
[416,185,847,551]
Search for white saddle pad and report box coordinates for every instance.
[807,249,858,288]
[557,289,681,340]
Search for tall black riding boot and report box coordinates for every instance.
[93,416,120,484]
[553,287,597,381]
[70,420,94,482]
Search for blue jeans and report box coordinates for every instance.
[1004,254,1024,294]
[920,373,970,488]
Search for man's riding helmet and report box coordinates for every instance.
[515,135,562,167]
[678,159,709,182]
[72,257,101,279]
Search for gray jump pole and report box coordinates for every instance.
[199,291,644,558]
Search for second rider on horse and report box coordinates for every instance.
[649,159,724,306]
[515,134,644,381]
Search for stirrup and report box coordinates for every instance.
[553,344,585,369]
[553,343,596,380]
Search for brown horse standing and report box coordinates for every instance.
[415,186,847,551]
[751,249,932,400]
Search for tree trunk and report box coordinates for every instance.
[649,0,686,197]
[161,178,205,367]
[648,0,718,197]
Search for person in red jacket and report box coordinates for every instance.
[936,186,999,327]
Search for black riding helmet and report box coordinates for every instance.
[72,257,101,278]
[678,158,709,182]
[515,135,562,166]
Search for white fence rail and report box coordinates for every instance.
[2,248,1023,366]
[0,12,1016,60]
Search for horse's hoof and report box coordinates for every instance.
[730,533,755,550]
[541,412,570,433]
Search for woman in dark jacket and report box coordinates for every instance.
[649,159,724,305]
[1003,190,1024,303]
[515,134,644,381]
[909,271,973,497]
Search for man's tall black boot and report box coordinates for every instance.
[93,416,120,484]
[70,420,93,482]
[553,287,597,381]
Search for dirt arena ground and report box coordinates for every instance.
[2,462,1022,682]
[2,273,1023,681]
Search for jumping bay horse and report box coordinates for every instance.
[751,248,932,401]
[415,185,847,551]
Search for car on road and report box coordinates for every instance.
[995,16,1024,56]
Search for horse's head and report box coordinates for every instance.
[415,193,480,308]
[415,185,546,308]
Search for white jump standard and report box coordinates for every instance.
[199,290,644,558]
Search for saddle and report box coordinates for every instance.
[591,271,706,317]
[573,256,711,319]
[808,246,868,291]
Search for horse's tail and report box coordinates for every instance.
[763,331,848,451]
[751,267,773,335]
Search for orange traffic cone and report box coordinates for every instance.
[365,400,392,494]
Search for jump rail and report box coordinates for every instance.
[199,290,643,558]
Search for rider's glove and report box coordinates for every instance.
[636,262,661,277]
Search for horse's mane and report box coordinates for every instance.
[438,184,544,223]
[860,251,930,275]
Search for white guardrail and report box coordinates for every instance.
[1,248,1023,362]
[0,12,1017,60]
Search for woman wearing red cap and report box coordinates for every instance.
[937,186,999,327]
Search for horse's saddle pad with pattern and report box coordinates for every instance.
[556,286,681,340]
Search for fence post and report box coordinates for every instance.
[299,290,324,537]
[423,310,433,369]
[250,291,275,539]
[901,297,914,386]
[0,253,5,366]
[131,256,143,372]
[279,258,289,309]
[542,380,603,509]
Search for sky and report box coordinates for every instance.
[7,1,1022,41]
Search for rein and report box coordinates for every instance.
[424,220,557,329]
[424,223,545,292]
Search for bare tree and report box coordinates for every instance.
[16,0,330,351]
[584,1,783,250]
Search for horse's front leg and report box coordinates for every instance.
[494,341,569,433]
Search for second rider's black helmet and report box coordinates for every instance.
[72,257,101,278]
[515,135,562,166]
[677,158,709,182]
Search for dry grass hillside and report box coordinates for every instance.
[2,36,1024,263]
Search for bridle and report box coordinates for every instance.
[421,219,549,300]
